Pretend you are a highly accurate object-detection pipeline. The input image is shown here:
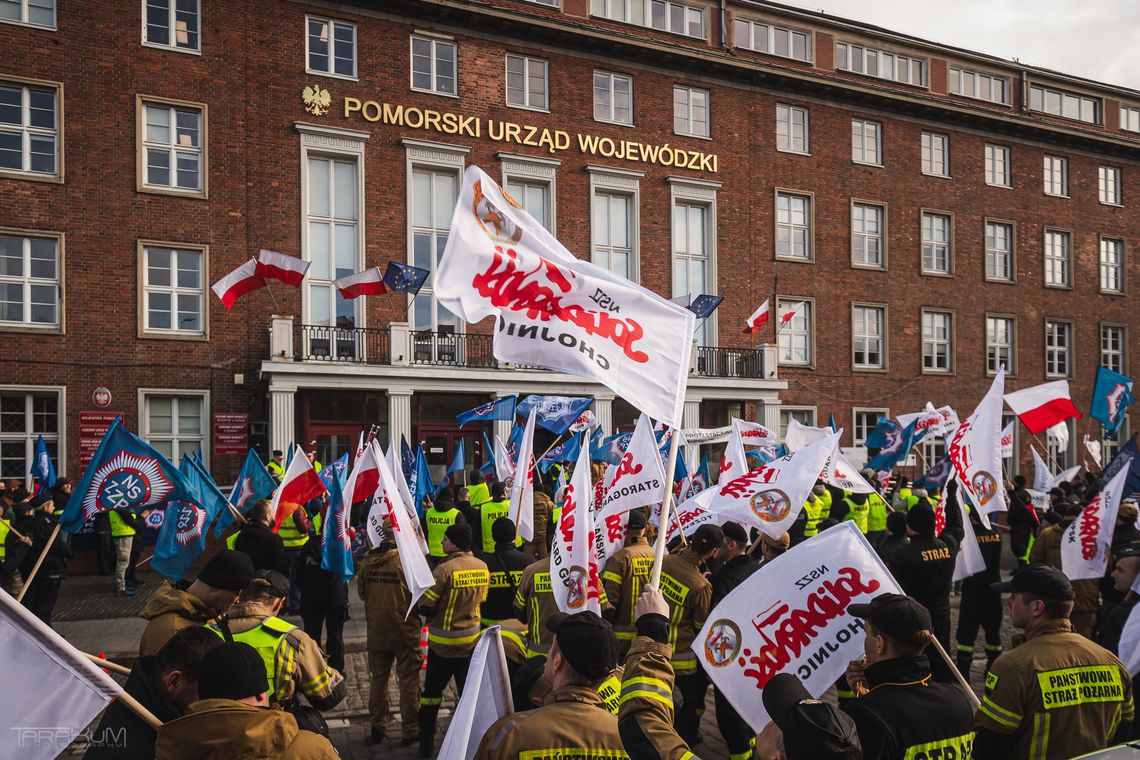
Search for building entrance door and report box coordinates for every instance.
[417,425,483,488]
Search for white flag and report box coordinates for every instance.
[935,405,961,440]
[718,422,749,484]
[385,440,430,554]
[0,589,123,760]
[593,482,629,568]
[1046,420,1070,454]
[999,422,1015,458]
[1053,465,1082,489]
[897,403,945,439]
[435,166,695,428]
[550,434,602,614]
[494,434,515,486]
[1061,461,1132,581]
[1084,435,1103,469]
[509,407,537,542]
[952,479,987,582]
[1032,447,1053,493]
[697,522,904,732]
[820,436,877,494]
[438,626,514,760]
[367,449,435,616]
[948,369,1006,518]
[599,414,666,519]
[732,418,778,447]
[1119,603,1140,676]
[783,418,832,452]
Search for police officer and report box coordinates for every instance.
[357,517,422,746]
[712,521,759,760]
[800,481,832,541]
[865,486,891,546]
[266,450,285,482]
[601,509,654,656]
[417,523,489,757]
[836,491,870,534]
[843,593,976,759]
[976,564,1134,758]
[660,523,722,746]
[1031,502,1100,639]
[476,482,514,555]
[515,553,558,659]
[467,468,491,508]
[422,489,466,566]
[955,506,1004,679]
[481,517,534,626]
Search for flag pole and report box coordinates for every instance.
[929,635,981,710]
[16,522,60,603]
[650,426,682,588]
[84,651,131,676]
[0,516,27,543]
[264,280,280,311]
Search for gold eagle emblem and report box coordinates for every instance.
[302,84,331,116]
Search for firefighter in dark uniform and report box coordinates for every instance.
[711,521,759,760]
[480,517,533,626]
[515,554,558,659]
[1006,474,1039,567]
[600,509,654,657]
[843,593,976,759]
[976,564,1135,759]
[955,505,1005,679]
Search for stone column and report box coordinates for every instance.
[492,392,514,449]
[387,388,413,448]
[682,397,702,468]
[269,385,296,454]
[593,394,615,436]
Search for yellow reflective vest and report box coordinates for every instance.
[425,507,460,558]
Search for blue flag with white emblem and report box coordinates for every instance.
[153,454,230,582]
[866,418,919,472]
[321,459,355,583]
[30,434,56,494]
[1090,366,1136,438]
[914,454,953,490]
[409,445,435,517]
[400,435,415,480]
[457,396,518,428]
[516,395,593,436]
[591,431,631,465]
[383,261,430,294]
[480,432,496,478]
[320,452,350,491]
[214,449,278,537]
[539,432,582,473]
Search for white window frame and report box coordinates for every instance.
[142,0,201,54]
[593,70,633,126]
[1029,84,1100,124]
[920,210,953,276]
[410,34,458,97]
[853,408,889,446]
[0,0,56,29]
[836,43,927,87]
[984,144,1010,188]
[591,0,706,39]
[138,240,207,339]
[775,189,813,262]
[0,77,61,181]
[851,119,881,166]
[852,303,887,371]
[137,95,207,197]
[673,85,709,138]
[0,385,64,488]
[948,67,1010,105]
[0,228,62,331]
[1101,323,1126,375]
[669,176,720,347]
[505,54,549,112]
[138,389,209,469]
[921,132,949,177]
[1099,165,1122,206]
[1103,416,1129,465]
[984,219,1015,283]
[779,407,816,441]
[589,165,642,282]
[501,152,559,235]
[921,309,954,374]
[775,104,809,154]
[1046,419,1076,469]
[733,18,812,62]
[1099,236,1124,294]
[776,296,813,367]
[1043,155,1068,197]
[305,16,358,80]
[851,200,886,269]
[986,314,1015,376]
[1122,106,1140,133]
[1045,319,1073,378]
[1044,228,1071,289]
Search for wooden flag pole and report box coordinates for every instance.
[1030,432,1062,473]
[650,427,682,588]
[929,635,981,710]
[0,516,28,543]
[16,522,60,603]
[84,652,131,677]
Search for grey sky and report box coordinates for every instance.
[776,0,1140,91]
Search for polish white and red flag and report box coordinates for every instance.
[343,436,380,506]
[270,444,328,530]
[1004,380,1082,434]
[551,433,603,615]
[742,299,770,334]
[778,301,805,331]
[256,248,311,287]
[1061,462,1132,581]
[334,267,388,299]
[211,258,266,309]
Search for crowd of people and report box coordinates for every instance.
[1,445,1138,759]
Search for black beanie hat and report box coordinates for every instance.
[197,550,255,592]
[197,642,269,701]
[492,516,517,544]
[446,523,473,551]
[690,524,724,554]
[906,503,937,536]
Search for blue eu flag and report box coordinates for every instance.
[687,294,723,320]
[383,262,430,295]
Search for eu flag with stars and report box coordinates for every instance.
[383,262,430,295]
[687,294,724,320]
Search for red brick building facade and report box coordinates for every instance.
[1,0,1136,483]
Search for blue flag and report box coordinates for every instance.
[914,454,953,490]
[30,434,56,494]
[866,418,900,450]
[506,422,526,463]
[480,432,496,478]
[539,433,582,473]
[687,294,723,319]
[591,431,631,465]
[408,445,434,517]
[152,455,229,582]
[400,435,415,480]
[746,445,789,468]
[214,449,278,537]
[320,452,350,492]
[61,418,196,534]
[383,261,430,294]
[1090,366,1135,438]
[436,440,466,495]
[690,454,711,496]
[828,413,838,433]
[866,418,919,472]
[1098,435,1140,496]
[457,396,518,428]
[321,460,355,583]
[516,395,594,436]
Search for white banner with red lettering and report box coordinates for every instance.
[366,448,435,616]
[733,419,778,447]
[717,422,749,485]
[1061,462,1132,581]
[898,403,947,439]
[999,422,1014,458]
[509,407,538,542]
[947,369,1005,525]
[435,166,695,428]
[384,440,430,554]
[950,480,987,582]
[550,434,602,614]
[698,521,904,732]
[599,414,666,520]
[821,437,876,494]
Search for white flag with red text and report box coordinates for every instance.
[999,421,1014,458]
[951,478,987,582]
[550,435,602,614]
[698,521,903,732]
[1061,462,1132,581]
[593,472,629,568]
[898,403,948,440]
[820,437,877,494]
[718,422,749,484]
[383,440,430,554]
[599,414,666,520]
[733,418,778,447]
[438,626,513,760]
[947,369,1005,523]
[435,166,695,428]
[509,407,537,542]
[366,449,435,616]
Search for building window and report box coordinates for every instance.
[1046,420,1074,469]
[593,191,633,280]
[775,104,808,154]
[144,0,200,51]
[985,221,1014,282]
[307,156,360,338]
[922,310,953,373]
[594,71,632,125]
[1100,238,1124,293]
[836,43,927,86]
[506,54,548,111]
[0,0,54,27]
[410,166,459,335]
[591,0,705,39]
[0,81,58,178]
[986,315,1014,375]
[1104,417,1128,464]
[142,244,203,336]
[948,67,1010,104]
[853,304,886,369]
[673,86,709,138]
[776,191,812,261]
[921,212,952,274]
[1099,166,1122,206]
[140,99,204,193]
[0,232,59,328]
[0,390,59,484]
[1029,84,1100,124]
[506,177,552,232]
[411,35,457,96]
[1043,155,1068,196]
[1045,320,1072,377]
[778,298,811,365]
[919,438,947,469]
[672,200,713,345]
[306,17,356,78]
[779,408,815,440]
[851,202,884,268]
[733,18,811,62]
[1123,106,1140,133]
[1102,324,1125,374]
[853,409,888,445]
[142,393,206,464]
[851,119,881,165]
[985,144,1010,187]
[1044,229,1071,287]
[921,132,948,177]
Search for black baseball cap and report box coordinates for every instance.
[721,521,749,544]
[762,673,862,759]
[849,593,932,643]
[626,510,647,531]
[991,563,1075,601]
[198,642,269,701]
[545,611,618,681]
[248,569,289,598]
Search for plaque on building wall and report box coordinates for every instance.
[214,413,250,456]
[91,387,112,407]
[79,411,121,468]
